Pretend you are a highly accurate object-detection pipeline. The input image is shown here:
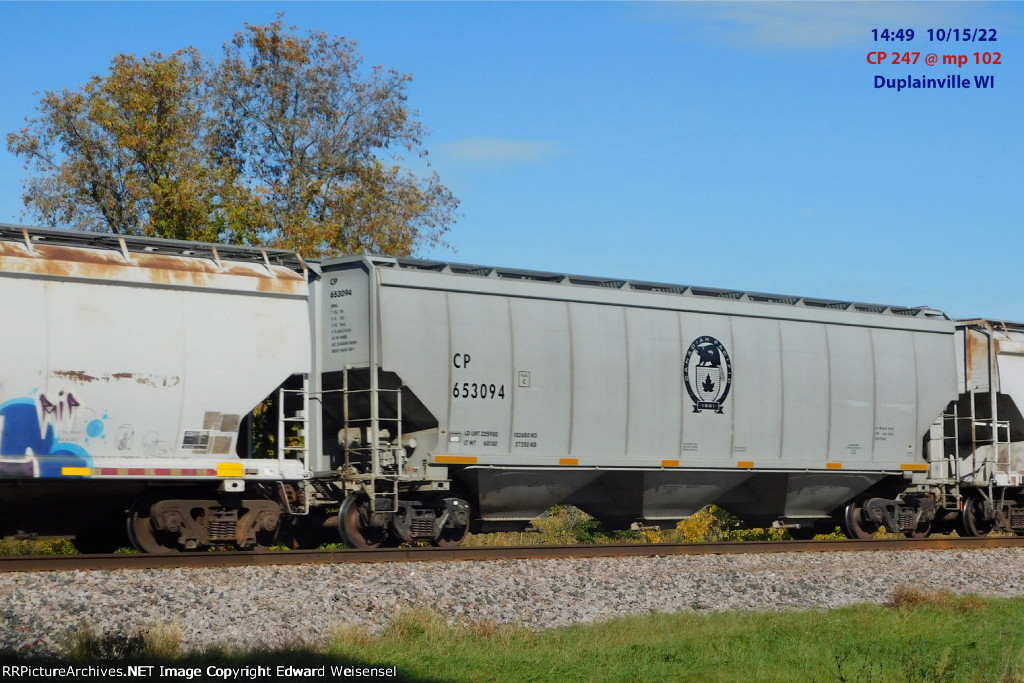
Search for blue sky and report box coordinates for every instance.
[0,2,1020,320]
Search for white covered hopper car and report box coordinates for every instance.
[0,225,1021,551]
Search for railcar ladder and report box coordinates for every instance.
[277,375,310,467]
[986,418,1014,485]
[948,388,1015,488]
[338,365,407,506]
[965,387,1013,486]
[930,403,961,485]
[933,390,1015,511]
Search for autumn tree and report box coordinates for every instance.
[213,20,456,256]
[5,48,251,242]
[6,18,457,256]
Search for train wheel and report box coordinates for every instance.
[126,494,179,554]
[338,493,387,549]
[841,502,878,540]
[433,518,469,547]
[958,497,992,537]
[431,496,471,547]
[246,503,284,551]
[903,518,932,539]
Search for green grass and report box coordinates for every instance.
[321,592,1023,683]
[5,589,1024,682]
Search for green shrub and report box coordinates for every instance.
[0,537,79,556]
[669,505,797,543]
[532,505,603,544]
[814,526,847,540]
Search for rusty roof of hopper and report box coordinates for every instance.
[0,223,304,270]
[0,224,306,296]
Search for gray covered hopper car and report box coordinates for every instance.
[317,255,957,542]
[2,225,1023,551]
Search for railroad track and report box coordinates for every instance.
[3,536,1023,573]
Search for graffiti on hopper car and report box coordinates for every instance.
[0,392,94,477]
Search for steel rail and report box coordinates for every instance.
[2,536,1023,573]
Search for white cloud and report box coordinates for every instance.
[441,137,565,164]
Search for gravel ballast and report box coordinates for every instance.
[2,548,1023,654]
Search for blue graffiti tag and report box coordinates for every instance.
[0,397,91,477]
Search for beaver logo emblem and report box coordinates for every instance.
[683,336,732,414]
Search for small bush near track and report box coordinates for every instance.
[463,504,806,547]
[7,590,1024,682]
[463,505,646,546]
[0,538,78,555]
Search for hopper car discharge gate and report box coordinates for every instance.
[5,225,1024,551]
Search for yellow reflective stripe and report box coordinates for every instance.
[826,462,843,470]
[559,458,579,466]
[217,462,244,477]
[61,467,91,476]
[662,460,680,468]
[737,461,754,468]
[900,463,928,471]
[435,456,478,465]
